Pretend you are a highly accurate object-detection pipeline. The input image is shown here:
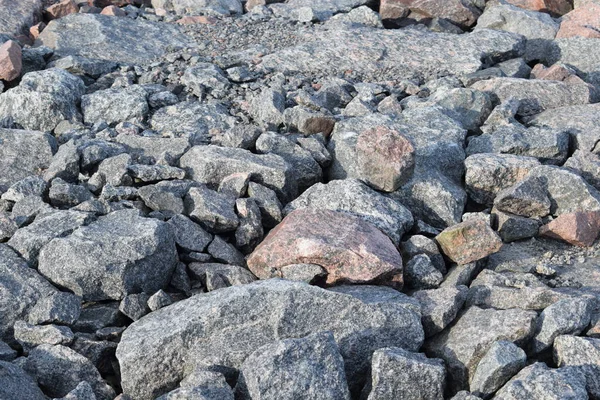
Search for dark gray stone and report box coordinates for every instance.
[188,263,256,292]
[182,63,231,99]
[119,293,151,321]
[0,361,47,400]
[405,254,443,290]
[413,286,468,338]
[147,290,173,312]
[0,0,42,37]
[234,198,263,253]
[28,291,81,326]
[184,186,239,233]
[49,178,94,208]
[247,182,282,228]
[128,164,185,183]
[167,214,213,253]
[14,320,74,353]
[207,235,246,266]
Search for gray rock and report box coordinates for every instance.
[0,0,42,37]
[497,58,531,78]
[37,210,178,301]
[279,263,328,283]
[211,125,262,150]
[532,297,593,353]
[236,331,350,400]
[405,254,444,290]
[115,134,190,165]
[147,290,173,312]
[167,214,213,253]
[423,88,493,133]
[180,145,297,202]
[450,391,482,400]
[283,106,335,136]
[0,128,56,188]
[218,173,250,199]
[152,0,243,15]
[128,164,185,183]
[52,55,117,79]
[70,333,118,377]
[81,85,149,126]
[188,263,256,291]
[284,179,413,246]
[1,176,47,203]
[78,139,127,171]
[88,153,132,192]
[14,320,74,353]
[49,178,94,207]
[493,176,552,218]
[249,88,285,129]
[0,340,16,361]
[57,381,98,400]
[0,244,57,343]
[116,280,424,399]
[119,293,151,321]
[150,102,235,145]
[297,136,332,167]
[413,286,468,338]
[25,344,115,400]
[441,262,482,289]
[184,186,239,233]
[207,235,245,266]
[0,212,17,242]
[470,340,527,399]
[0,68,84,132]
[564,150,600,191]
[401,235,446,274]
[554,335,600,399]
[138,182,188,215]
[235,198,263,253]
[44,139,81,183]
[493,209,540,242]
[247,182,282,228]
[100,185,137,202]
[28,291,81,326]
[544,37,600,86]
[37,13,193,65]
[0,361,47,400]
[493,362,587,400]
[182,63,231,99]
[72,302,125,333]
[425,306,537,393]
[367,347,445,400]
[464,154,540,206]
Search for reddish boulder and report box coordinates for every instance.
[504,0,572,16]
[436,219,503,265]
[0,41,22,82]
[100,5,126,16]
[45,0,79,20]
[383,0,482,27]
[247,209,404,288]
[356,126,415,193]
[556,3,600,38]
[539,211,600,247]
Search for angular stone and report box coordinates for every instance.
[44,139,80,183]
[49,178,94,207]
[38,210,177,301]
[249,88,285,129]
[0,212,16,242]
[540,211,600,247]
[470,77,594,117]
[367,347,446,400]
[37,13,193,65]
[436,220,503,265]
[57,381,97,400]
[234,198,263,253]
[283,106,335,136]
[218,172,250,198]
[494,362,587,400]
[188,263,256,291]
[0,68,84,132]
[207,235,245,266]
[116,280,424,399]
[167,214,213,253]
[284,179,413,246]
[115,135,190,165]
[531,297,593,353]
[1,175,47,203]
[247,182,282,228]
[0,340,16,361]
[25,344,115,400]
[236,332,350,400]
[28,291,81,326]
[465,153,540,206]
[100,4,127,16]
[81,85,149,126]
[128,164,185,183]
[247,209,404,288]
[413,285,468,338]
[425,306,537,393]
[531,62,579,81]
[211,125,262,150]
[119,293,150,321]
[0,361,47,400]
[14,320,74,353]
[504,0,572,15]
[556,3,600,38]
[0,0,43,37]
[405,254,443,290]
[493,176,552,218]
[564,150,600,191]
[151,0,243,15]
[147,290,173,312]
[179,145,297,202]
[494,209,540,242]
[0,40,22,82]
[45,0,79,19]
[554,335,600,399]
[182,63,231,99]
[470,340,527,399]
[184,186,239,233]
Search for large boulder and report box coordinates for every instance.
[247,209,404,288]
[284,179,413,246]
[37,210,178,301]
[554,335,600,399]
[116,280,424,399]
[37,13,194,65]
[0,0,42,37]
[0,361,47,400]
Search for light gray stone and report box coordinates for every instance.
[470,340,526,399]
[413,286,468,338]
[81,85,149,126]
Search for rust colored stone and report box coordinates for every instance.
[45,0,79,20]
[0,41,22,82]
[29,22,47,39]
[247,208,404,288]
[531,63,577,81]
[556,3,600,38]
[539,211,600,247]
[100,5,126,16]
[436,219,503,265]
[504,0,572,16]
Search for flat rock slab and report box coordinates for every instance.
[36,13,195,65]
[247,208,404,288]
[0,0,42,37]
[116,279,424,399]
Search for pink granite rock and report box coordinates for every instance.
[540,211,600,247]
[0,41,22,82]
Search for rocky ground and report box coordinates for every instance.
[2,0,600,399]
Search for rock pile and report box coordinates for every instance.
[2,0,600,399]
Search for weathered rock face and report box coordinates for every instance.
[554,335,600,398]
[116,280,424,399]
[37,210,178,301]
[0,68,85,132]
[0,360,47,400]
[284,179,413,246]
[0,0,42,37]
[557,3,600,38]
[540,211,600,247]
[436,220,503,265]
[37,14,194,65]
[247,208,404,287]
[81,85,149,126]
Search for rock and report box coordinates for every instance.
[425,306,537,393]
[234,198,263,252]
[46,0,79,19]
[81,85,149,126]
[284,179,413,246]
[28,291,81,325]
[474,1,559,61]
[37,14,193,65]
[504,0,572,15]
[564,150,600,191]
[44,139,80,183]
[493,176,551,218]
[283,106,335,136]
[436,220,503,265]
[0,212,16,241]
[247,182,282,228]
[0,244,57,343]
[218,172,250,198]
[211,126,262,150]
[72,302,125,333]
[116,280,424,399]
[236,332,350,400]
[379,0,410,27]
[128,164,185,183]
[0,361,47,400]
[147,290,172,311]
[184,186,239,233]
[179,145,297,202]
[471,78,594,117]
[465,153,540,206]
[539,211,600,247]
[0,40,22,82]
[470,340,527,399]
[247,208,404,288]
[386,0,482,28]
[119,293,150,321]
[101,5,127,16]
[413,286,468,338]
[493,362,587,400]
[207,235,245,266]
[14,320,74,353]
[530,62,580,81]
[554,335,600,399]
[37,210,178,301]
[58,381,98,400]
[0,68,84,132]
[181,63,231,99]
[497,57,532,78]
[167,214,213,253]
[49,178,94,207]
[115,135,190,165]
[424,88,493,133]
[151,0,243,15]
[188,263,256,291]
[494,209,540,242]
[401,235,446,273]
[531,297,593,353]
[405,254,443,290]
[24,344,115,400]
[0,0,43,37]
[367,347,445,400]
[2,175,47,203]
[248,88,285,129]
[0,340,16,360]
[556,3,600,38]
